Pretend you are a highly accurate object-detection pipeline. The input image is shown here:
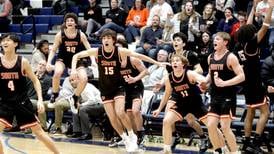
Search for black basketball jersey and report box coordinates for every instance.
[97,46,123,96]
[58,29,84,68]
[120,57,144,90]
[209,52,236,98]
[234,36,265,91]
[169,69,201,103]
[0,56,28,102]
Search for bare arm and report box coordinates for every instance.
[80,32,91,50]
[193,63,203,75]
[71,48,98,71]
[121,48,161,66]
[130,58,149,82]
[257,2,274,43]
[23,58,44,113]
[187,70,207,84]
[47,32,61,68]
[156,75,172,112]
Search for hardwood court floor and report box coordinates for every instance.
[1,132,207,154]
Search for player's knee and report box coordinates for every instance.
[131,109,140,117]
[53,72,62,78]
[220,125,231,135]
[116,110,127,119]
[163,117,172,126]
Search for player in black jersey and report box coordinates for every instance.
[120,56,148,145]
[71,29,167,152]
[167,32,203,74]
[165,32,209,152]
[152,54,208,154]
[0,33,60,154]
[46,13,91,107]
[202,32,245,154]
[234,1,274,153]
[117,38,148,145]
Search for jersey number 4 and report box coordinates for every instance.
[105,67,114,75]
[8,80,15,91]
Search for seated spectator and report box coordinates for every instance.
[143,49,168,92]
[146,0,173,27]
[215,0,235,20]
[27,60,52,131]
[230,11,247,37]
[199,3,218,35]
[93,0,127,37]
[216,7,238,34]
[196,31,213,75]
[66,76,105,140]
[170,1,201,49]
[124,0,149,44]
[82,0,103,40]
[135,15,163,61]
[0,0,12,32]
[31,40,50,72]
[120,0,135,13]
[146,0,157,11]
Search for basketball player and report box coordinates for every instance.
[46,13,91,108]
[70,29,167,152]
[0,33,60,154]
[120,56,148,145]
[202,32,245,154]
[152,54,208,154]
[167,32,209,152]
[234,0,274,152]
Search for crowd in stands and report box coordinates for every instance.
[0,0,274,153]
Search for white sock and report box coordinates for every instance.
[120,132,128,141]
[164,144,171,151]
[128,130,135,137]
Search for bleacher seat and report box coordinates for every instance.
[39,7,53,15]
[18,33,33,43]
[9,24,49,34]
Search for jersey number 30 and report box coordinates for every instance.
[105,67,114,75]
[8,80,15,91]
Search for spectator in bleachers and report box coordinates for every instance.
[46,13,91,110]
[230,11,247,39]
[143,49,168,92]
[31,40,50,72]
[66,76,106,140]
[0,0,12,32]
[83,0,103,40]
[197,31,213,75]
[124,0,149,44]
[216,7,238,34]
[152,54,209,153]
[135,15,163,61]
[155,16,174,54]
[170,1,201,49]
[146,0,157,10]
[234,0,273,152]
[199,3,218,35]
[168,0,183,13]
[93,0,127,37]
[28,60,52,131]
[215,0,235,20]
[146,0,173,27]
[120,0,135,13]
